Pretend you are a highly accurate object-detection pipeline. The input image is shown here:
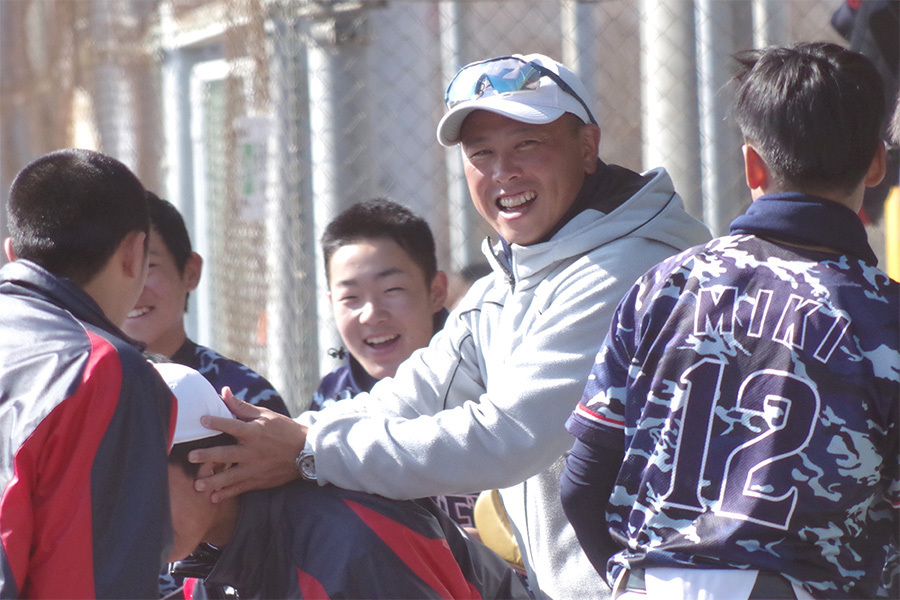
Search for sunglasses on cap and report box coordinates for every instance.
[444,55,598,125]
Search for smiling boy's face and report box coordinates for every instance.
[327,238,447,380]
[123,229,199,356]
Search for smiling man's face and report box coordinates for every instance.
[459,111,599,246]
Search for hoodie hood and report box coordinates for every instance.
[484,165,710,290]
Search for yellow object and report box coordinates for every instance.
[473,489,524,570]
[886,186,899,282]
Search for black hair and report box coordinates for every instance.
[731,42,885,195]
[169,433,237,479]
[320,198,438,287]
[146,191,193,273]
[7,148,149,285]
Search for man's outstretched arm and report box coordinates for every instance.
[189,387,307,503]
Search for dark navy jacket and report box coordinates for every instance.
[176,483,529,599]
[0,260,175,598]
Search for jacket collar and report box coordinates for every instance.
[348,354,379,393]
[729,192,877,265]
[535,158,651,244]
[487,165,693,291]
[200,489,285,595]
[495,159,650,261]
[0,259,146,350]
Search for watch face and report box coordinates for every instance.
[299,454,316,480]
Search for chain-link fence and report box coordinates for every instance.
[0,0,856,414]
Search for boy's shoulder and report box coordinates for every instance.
[311,361,366,411]
[174,340,290,415]
[176,341,265,385]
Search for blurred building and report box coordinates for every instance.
[0,0,854,413]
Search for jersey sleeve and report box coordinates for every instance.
[566,281,643,450]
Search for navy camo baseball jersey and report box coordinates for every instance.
[172,338,290,416]
[566,193,899,599]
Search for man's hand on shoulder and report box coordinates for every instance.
[190,387,307,503]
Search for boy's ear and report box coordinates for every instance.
[183,252,203,291]
[4,238,15,262]
[863,141,887,188]
[121,231,148,279]
[742,144,769,194]
[430,271,449,313]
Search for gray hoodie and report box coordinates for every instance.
[300,164,711,599]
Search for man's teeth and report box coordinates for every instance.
[128,306,151,318]
[498,191,536,209]
[366,334,399,345]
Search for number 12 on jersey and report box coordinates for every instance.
[660,358,820,530]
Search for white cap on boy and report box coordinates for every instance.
[152,362,234,447]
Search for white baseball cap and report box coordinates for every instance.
[437,53,596,147]
[152,362,235,447]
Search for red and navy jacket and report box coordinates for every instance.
[175,482,529,599]
[0,260,176,599]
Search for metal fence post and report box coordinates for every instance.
[439,1,489,272]
[265,3,318,414]
[159,3,225,343]
[753,0,790,48]
[641,0,703,219]
[89,0,138,167]
[561,0,598,106]
[306,3,377,381]
[697,0,748,235]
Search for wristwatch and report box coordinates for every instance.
[295,449,317,481]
